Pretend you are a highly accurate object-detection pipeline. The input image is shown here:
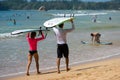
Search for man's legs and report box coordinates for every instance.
[65,57,70,71]
[57,58,61,73]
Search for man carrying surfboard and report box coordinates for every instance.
[53,19,75,73]
[26,30,45,76]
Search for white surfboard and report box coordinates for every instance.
[11,28,49,35]
[43,17,74,28]
[81,41,112,45]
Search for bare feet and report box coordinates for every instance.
[57,70,60,74]
[37,71,41,75]
[66,68,70,72]
[26,73,30,76]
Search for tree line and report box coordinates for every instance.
[0,0,120,10]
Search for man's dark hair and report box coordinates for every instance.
[58,23,64,28]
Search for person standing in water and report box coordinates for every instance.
[109,17,112,20]
[13,19,16,25]
[26,31,45,76]
[53,19,75,73]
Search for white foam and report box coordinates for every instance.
[52,13,73,17]
[0,33,19,39]
[0,72,26,78]
[89,12,107,16]
[52,12,107,17]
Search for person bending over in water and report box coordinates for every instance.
[91,32,101,44]
[53,19,75,73]
[26,31,45,76]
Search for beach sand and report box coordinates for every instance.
[7,56,120,80]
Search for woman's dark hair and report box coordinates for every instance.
[91,33,93,36]
[31,32,36,38]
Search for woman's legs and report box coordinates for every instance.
[33,53,40,74]
[26,53,32,76]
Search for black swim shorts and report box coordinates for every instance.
[29,50,37,55]
[57,44,69,58]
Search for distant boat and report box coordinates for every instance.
[38,6,46,11]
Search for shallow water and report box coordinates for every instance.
[0,10,120,78]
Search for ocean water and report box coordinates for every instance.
[0,10,120,78]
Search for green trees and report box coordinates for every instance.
[111,0,120,2]
[0,0,120,10]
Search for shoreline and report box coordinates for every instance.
[2,54,120,80]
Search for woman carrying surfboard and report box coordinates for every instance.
[26,31,45,76]
[53,19,75,73]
